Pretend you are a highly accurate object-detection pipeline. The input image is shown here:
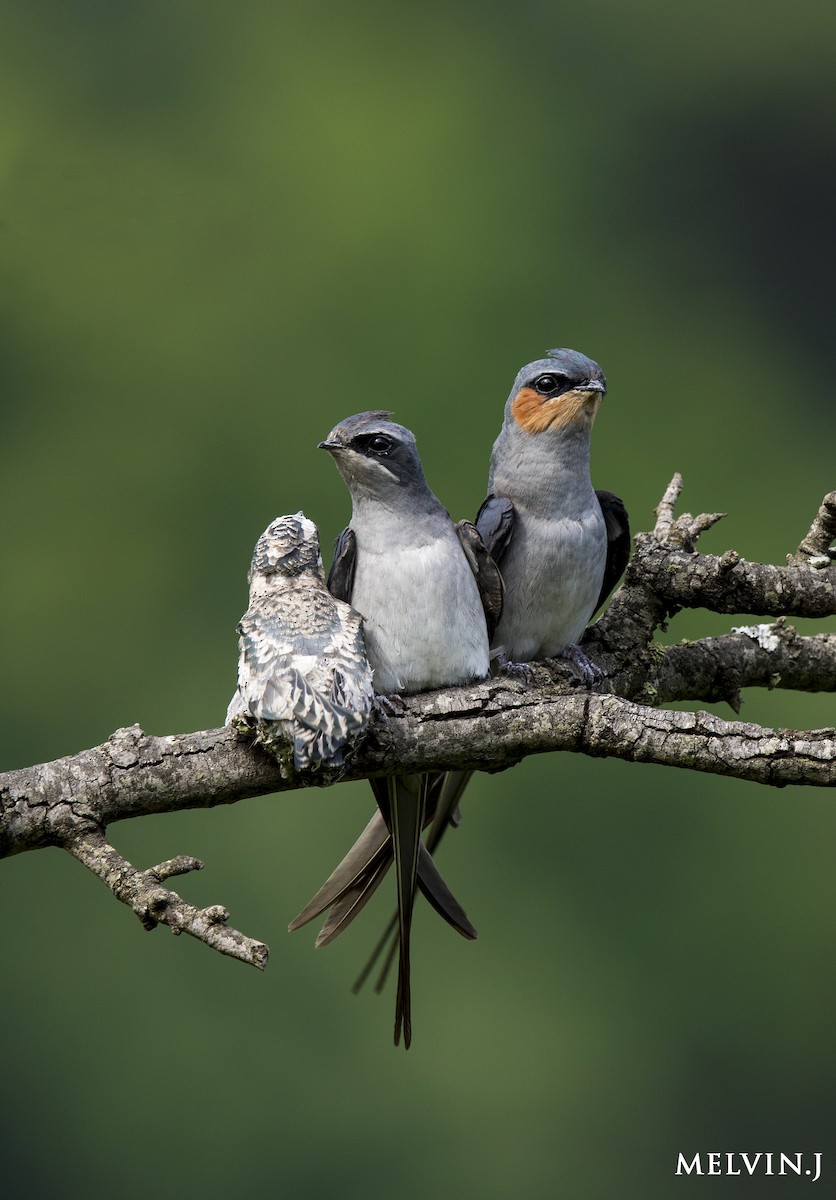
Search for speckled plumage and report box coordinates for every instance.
[226,513,373,771]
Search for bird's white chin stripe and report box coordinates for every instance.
[364,459,399,482]
[338,449,400,484]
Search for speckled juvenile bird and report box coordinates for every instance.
[226,513,374,771]
[288,412,501,1049]
[476,347,629,675]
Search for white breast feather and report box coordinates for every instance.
[351,535,489,694]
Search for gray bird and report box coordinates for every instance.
[476,347,629,674]
[288,412,501,1048]
[226,512,374,771]
[353,348,629,994]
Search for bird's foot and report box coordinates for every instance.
[227,712,255,738]
[558,644,605,688]
[374,693,407,720]
[495,653,535,682]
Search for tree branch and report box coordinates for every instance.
[589,475,836,671]
[65,828,268,969]
[649,625,836,709]
[3,646,835,858]
[2,479,834,966]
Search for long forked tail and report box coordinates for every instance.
[354,770,474,995]
[289,773,475,948]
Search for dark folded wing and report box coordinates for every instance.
[474,494,515,568]
[594,490,631,612]
[454,519,504,642]
[327,526,357,603]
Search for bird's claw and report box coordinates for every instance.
[559,644,605,688]
[495,654,536,682]
[374,693,407,720]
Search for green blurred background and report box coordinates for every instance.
[1,2,834,1197]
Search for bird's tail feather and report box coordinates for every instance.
[388,774,426,1049]
[315,855,391,947]
[288,808,390,932]
[416,842,476,939]
[427,770,472,850]
[352,910,398,994]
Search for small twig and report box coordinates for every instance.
[681,510,727,544]
[652,476,725,549]
[64,826,268,969]
[653,473,683,538]
[594,486,836,671]
[791,492,836,566]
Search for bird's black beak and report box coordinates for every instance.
[581,379,606,395]
[318,439,343,452]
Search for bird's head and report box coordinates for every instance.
[506,348,606,437]
[318,412,429,498]
[250,512,322,579]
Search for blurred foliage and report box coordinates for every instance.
[1,2,834,1197]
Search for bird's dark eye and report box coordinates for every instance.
[533,373,567,396]
[352,433,394,456]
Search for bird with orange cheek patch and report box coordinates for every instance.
[476,348,630,677]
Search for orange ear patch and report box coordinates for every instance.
[511,387,600,434]
[511,387,557,433]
